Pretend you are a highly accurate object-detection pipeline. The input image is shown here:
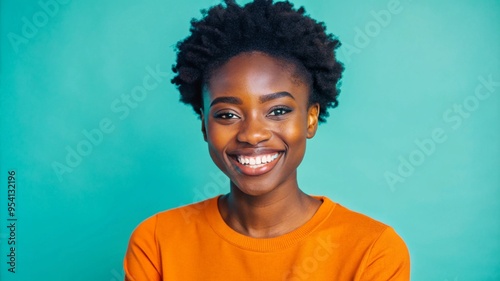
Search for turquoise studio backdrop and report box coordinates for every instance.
[1,0,499,280]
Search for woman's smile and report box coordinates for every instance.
[229,151,283,176]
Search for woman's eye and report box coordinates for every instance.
[215,112,239,119]
[268,107,292,116]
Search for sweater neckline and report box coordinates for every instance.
[204,195,336,252]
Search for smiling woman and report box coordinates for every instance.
[124,0,410,280]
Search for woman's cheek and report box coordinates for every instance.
[209,123,235,146]
[281,119,307,143]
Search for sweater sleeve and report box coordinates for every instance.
[358,227,411,281]
[124,215,162,281]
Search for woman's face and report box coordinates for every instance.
[202,51,319,197]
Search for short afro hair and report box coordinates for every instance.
[171,0,344,123]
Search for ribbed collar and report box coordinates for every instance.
[204,195,336,252]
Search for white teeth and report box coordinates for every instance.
[236,153,279,166]
[256,156,262,165]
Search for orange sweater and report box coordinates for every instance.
[124,196,410,280]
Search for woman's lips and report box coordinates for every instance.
[228,152,282,176]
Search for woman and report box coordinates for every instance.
[124,1,410,280]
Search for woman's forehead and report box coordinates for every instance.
[206,51,311,97]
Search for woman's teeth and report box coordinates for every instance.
[237,153,279,166]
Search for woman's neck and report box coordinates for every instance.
[218,185,322,238]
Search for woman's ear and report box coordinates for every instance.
[200,108,208,142]
[306,103,320,139]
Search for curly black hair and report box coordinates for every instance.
[171,0,344,123]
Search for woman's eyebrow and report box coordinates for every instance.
[210,96,243,107]
[259,91,295,103]
[209,91,294,108]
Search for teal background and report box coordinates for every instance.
[1,0,499,280]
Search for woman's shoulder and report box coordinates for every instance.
[319,196,405,243]
[317,196,411,279]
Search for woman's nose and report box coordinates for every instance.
[236,117,272,145]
